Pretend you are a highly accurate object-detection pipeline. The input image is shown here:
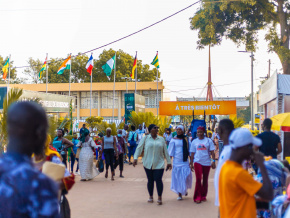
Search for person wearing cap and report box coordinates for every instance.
[133,124,172,205]
[190,126,216,203]
[219,128,273,218]
[168,125,192,201]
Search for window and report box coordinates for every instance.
[80,92,98,109]
[101,91,119,109]
[142,90,161,108]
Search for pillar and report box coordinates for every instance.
[98,91,101,117]
[77,91,80,120]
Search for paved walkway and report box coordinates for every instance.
[67,160,218,218]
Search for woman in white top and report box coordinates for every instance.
[190,126,216,203]
[168,125,192,200]
[77,129,100,181]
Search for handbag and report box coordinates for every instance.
[75,148,81,159]
[60,194,71,218]
[98,159,104,173]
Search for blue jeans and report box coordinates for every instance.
[128,145,136,162]
[70,153,79,173]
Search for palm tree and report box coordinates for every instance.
[230,117,245,129]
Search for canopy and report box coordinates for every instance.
[270,113,290,132]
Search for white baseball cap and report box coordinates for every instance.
[229,128,262,149]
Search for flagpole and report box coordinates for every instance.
[90,52,93,117]
[135,51,137,94]
[113,52,116,122]
[46,53,48,93]
[156,51,159,117]
[7,54,11,104]
[69,53,72,96]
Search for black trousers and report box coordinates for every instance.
[104,149,115,172]
[114,153,124,171]
[144,167,164,197]
[61,154,67,168]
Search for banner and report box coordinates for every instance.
[159,101,236,116]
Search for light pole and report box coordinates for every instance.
[238,51,254,130]
[121,77,131,93]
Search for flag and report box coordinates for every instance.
[39,57,47,80]
[151,52,160,69]
[2,58,9,80]
[57,55,71,75]
[86,54,93,75]
[131,54,137,79]
[102,55,116,78]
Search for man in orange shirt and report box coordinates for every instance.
[219,128,273,218]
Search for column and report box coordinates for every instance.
[77,91,80,120]
[118,91,121,120]
[98,91,101,117]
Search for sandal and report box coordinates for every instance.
[147,199,154,203]
[111,177,114,181]
[80,179,86,181]
[105,172,108,178]
[194,200,201,204]
[157,200,162,205]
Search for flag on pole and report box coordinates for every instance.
[57,55,71,75]
[2,58,9,80]
[102,55,116,79]
[131,54,137,79]
[151,52,160,68]
[86,54,94,75]
[39,57,47,80]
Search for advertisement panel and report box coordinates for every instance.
[124,93,145,123]
[0,87,7,110]
[159,101,236,116]
[259,73,277,106]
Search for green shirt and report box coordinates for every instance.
[134,135,171,170]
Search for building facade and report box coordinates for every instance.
[3,81,164,120]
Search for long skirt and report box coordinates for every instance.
[79,147,99,180]
[171,160,192,196]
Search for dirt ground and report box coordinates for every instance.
[67,160,218,218]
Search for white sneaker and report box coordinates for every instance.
[177,196,182,201]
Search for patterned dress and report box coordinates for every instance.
[0,152,59,218]
[77,138,100,180]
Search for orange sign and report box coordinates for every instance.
[159,101,236,116]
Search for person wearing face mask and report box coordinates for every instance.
[114,129,126,178]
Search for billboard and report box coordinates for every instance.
[0,87,7,110]
[159,101,236,116]
[124,93,145,123]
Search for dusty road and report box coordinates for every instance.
[67,160,218,218]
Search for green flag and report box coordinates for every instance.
[102,55,116,78]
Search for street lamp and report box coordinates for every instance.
[121,77,132,93]
[238,50,254,130]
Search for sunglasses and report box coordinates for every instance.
[153,126,159,129]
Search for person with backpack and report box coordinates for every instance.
[114,129,126,178]
[127,125,138,165]
[52,129,73,168]
[190,126,216,204]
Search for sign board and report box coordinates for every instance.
[124,93,145,123]
[159,101,236,116]
[0,87,7,110]
[255,114,260,124]
[259,73,277,106]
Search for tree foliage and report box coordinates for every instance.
[190,0,290,74]
[85,116,103,132]
[24,49,160,84]
[230,116,245,128]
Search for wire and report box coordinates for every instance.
[13,1,201,69]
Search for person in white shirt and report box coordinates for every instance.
[190,126,216,204]
[212,128,220,141]
[214,119,234,207]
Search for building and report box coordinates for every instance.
[2,81,163,120]
[176,97,249,108]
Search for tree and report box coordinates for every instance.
[25,49,161,84]
[230,116,245,128]
[190,0,290,74]
[237,107,251,123]
[85,116,103,132]
[0,56,17,84]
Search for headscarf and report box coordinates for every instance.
[80,128,90,143]
[176,125,189,162]
[197,126,206,132]
[44,134,61,158]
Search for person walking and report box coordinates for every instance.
[127,125,138,165]
[168,125,192,200]
[214,119,234,209]
[190,126,216,203]
[71,134,79,174]
[256,118,282,159]
[219,128,273,218]
[52,129,73,168]
[163,128,173,148]
[136,124,145,146]
[133,124,172,205]
[122,124,129,163]
[77,129,100,181]
[101,128,118,181]
[80,124,87,138]
[114,129,126,178]
[0,102,59,217]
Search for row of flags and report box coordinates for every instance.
[1,52,160,81]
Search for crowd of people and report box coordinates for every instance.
[1,101,290,217]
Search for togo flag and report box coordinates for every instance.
[102,55,116,78]
[57,55,71,75]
